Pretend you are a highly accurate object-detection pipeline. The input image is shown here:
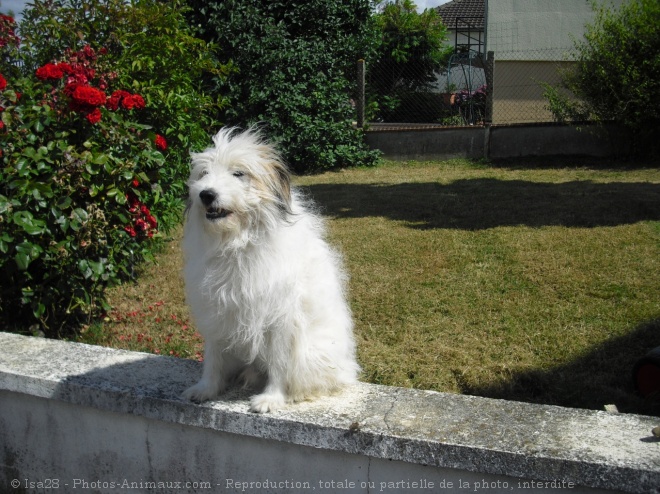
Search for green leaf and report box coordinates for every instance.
[0,195,9,214]
[15,241,43,270]
[70,208,89,232]
[57,196,72,210]
[93,153,109,165]
[15,158,31,176]
[0,232,13,254]
[85,162,101,175]
[13,211,48,235]
[15,252,31,270]
[33,303,46,319]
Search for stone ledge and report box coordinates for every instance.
[1,332,659,493]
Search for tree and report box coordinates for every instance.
[372,0,452,93]
[367,0,452,122]
[186,0,380,173]
[543,0,660,153]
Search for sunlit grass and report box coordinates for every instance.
[79,158,660,415]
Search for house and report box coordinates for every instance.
[485,0,628,124]
[436,0,485,55]
[435,0,486,115]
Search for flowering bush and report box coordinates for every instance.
[453,84,487,124]
[0,39,171,335]
[0,0,222,335]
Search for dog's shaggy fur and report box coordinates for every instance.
[182,127,360,413]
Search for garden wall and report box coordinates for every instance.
[1,332,658,493]
[364,123,628,161]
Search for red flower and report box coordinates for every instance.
[135,218,148,231]
[132,179,140,187]
[124,226,137,237]
[35,63,66,81]
[0,14,20,47]
[154,134,167,151]
[122,94,145,110]
[85,108,102,124]
[0,73,6,91]
[82,45,96,59]
[134,95,146,109]
[105,90,129,111]
[146,214,158,229]
[57,62,73,75]
[72,85,106,107]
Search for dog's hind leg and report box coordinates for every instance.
[183,340,242,402]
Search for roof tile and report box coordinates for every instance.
[436,0,485,30]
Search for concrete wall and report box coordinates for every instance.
[1,332,659,494]
[365,126,487,161]
[365,123,626,161]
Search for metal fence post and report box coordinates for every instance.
[484,51,494,125]
[356,59,365,129]
[484,51,494,159]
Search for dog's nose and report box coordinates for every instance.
[199,189,217,206]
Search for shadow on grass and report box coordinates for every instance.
[454,319,660,417]
[303,179,660,230]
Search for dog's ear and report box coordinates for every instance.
[268,159,293,215]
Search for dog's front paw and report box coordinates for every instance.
[183,380,221,403]
[250,392,286,413]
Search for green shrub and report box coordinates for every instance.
[19,0,225,226]
[379,91,451,123]
[542,0,660,153]
[1,47,160,334]
[0,0,224,335]
[368,0,452,122]
[187,0,380,173]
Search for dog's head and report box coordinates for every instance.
[187,127,292,237]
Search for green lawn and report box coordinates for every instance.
[80,158,660,416]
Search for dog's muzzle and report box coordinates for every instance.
[199,189,231,220]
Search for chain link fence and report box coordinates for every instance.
[360,46,576,127]
[490,47,576,125]
[363,48,490,127]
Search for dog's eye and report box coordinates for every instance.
[232,171,245,178]
[198,170,208,179]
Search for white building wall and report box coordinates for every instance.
[485,0,627,123]
[486,0,627,60]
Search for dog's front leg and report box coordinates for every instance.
[183,340,234,403]
[249,378,287,413]
[249,328,292,413]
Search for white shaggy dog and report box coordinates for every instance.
[182,127,360,413]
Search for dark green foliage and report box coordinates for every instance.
[543,0,660,153]
[187,0,381,172]
[379,91,451,123]
[368,0,452,122]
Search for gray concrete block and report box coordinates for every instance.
[1,332,658,493]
